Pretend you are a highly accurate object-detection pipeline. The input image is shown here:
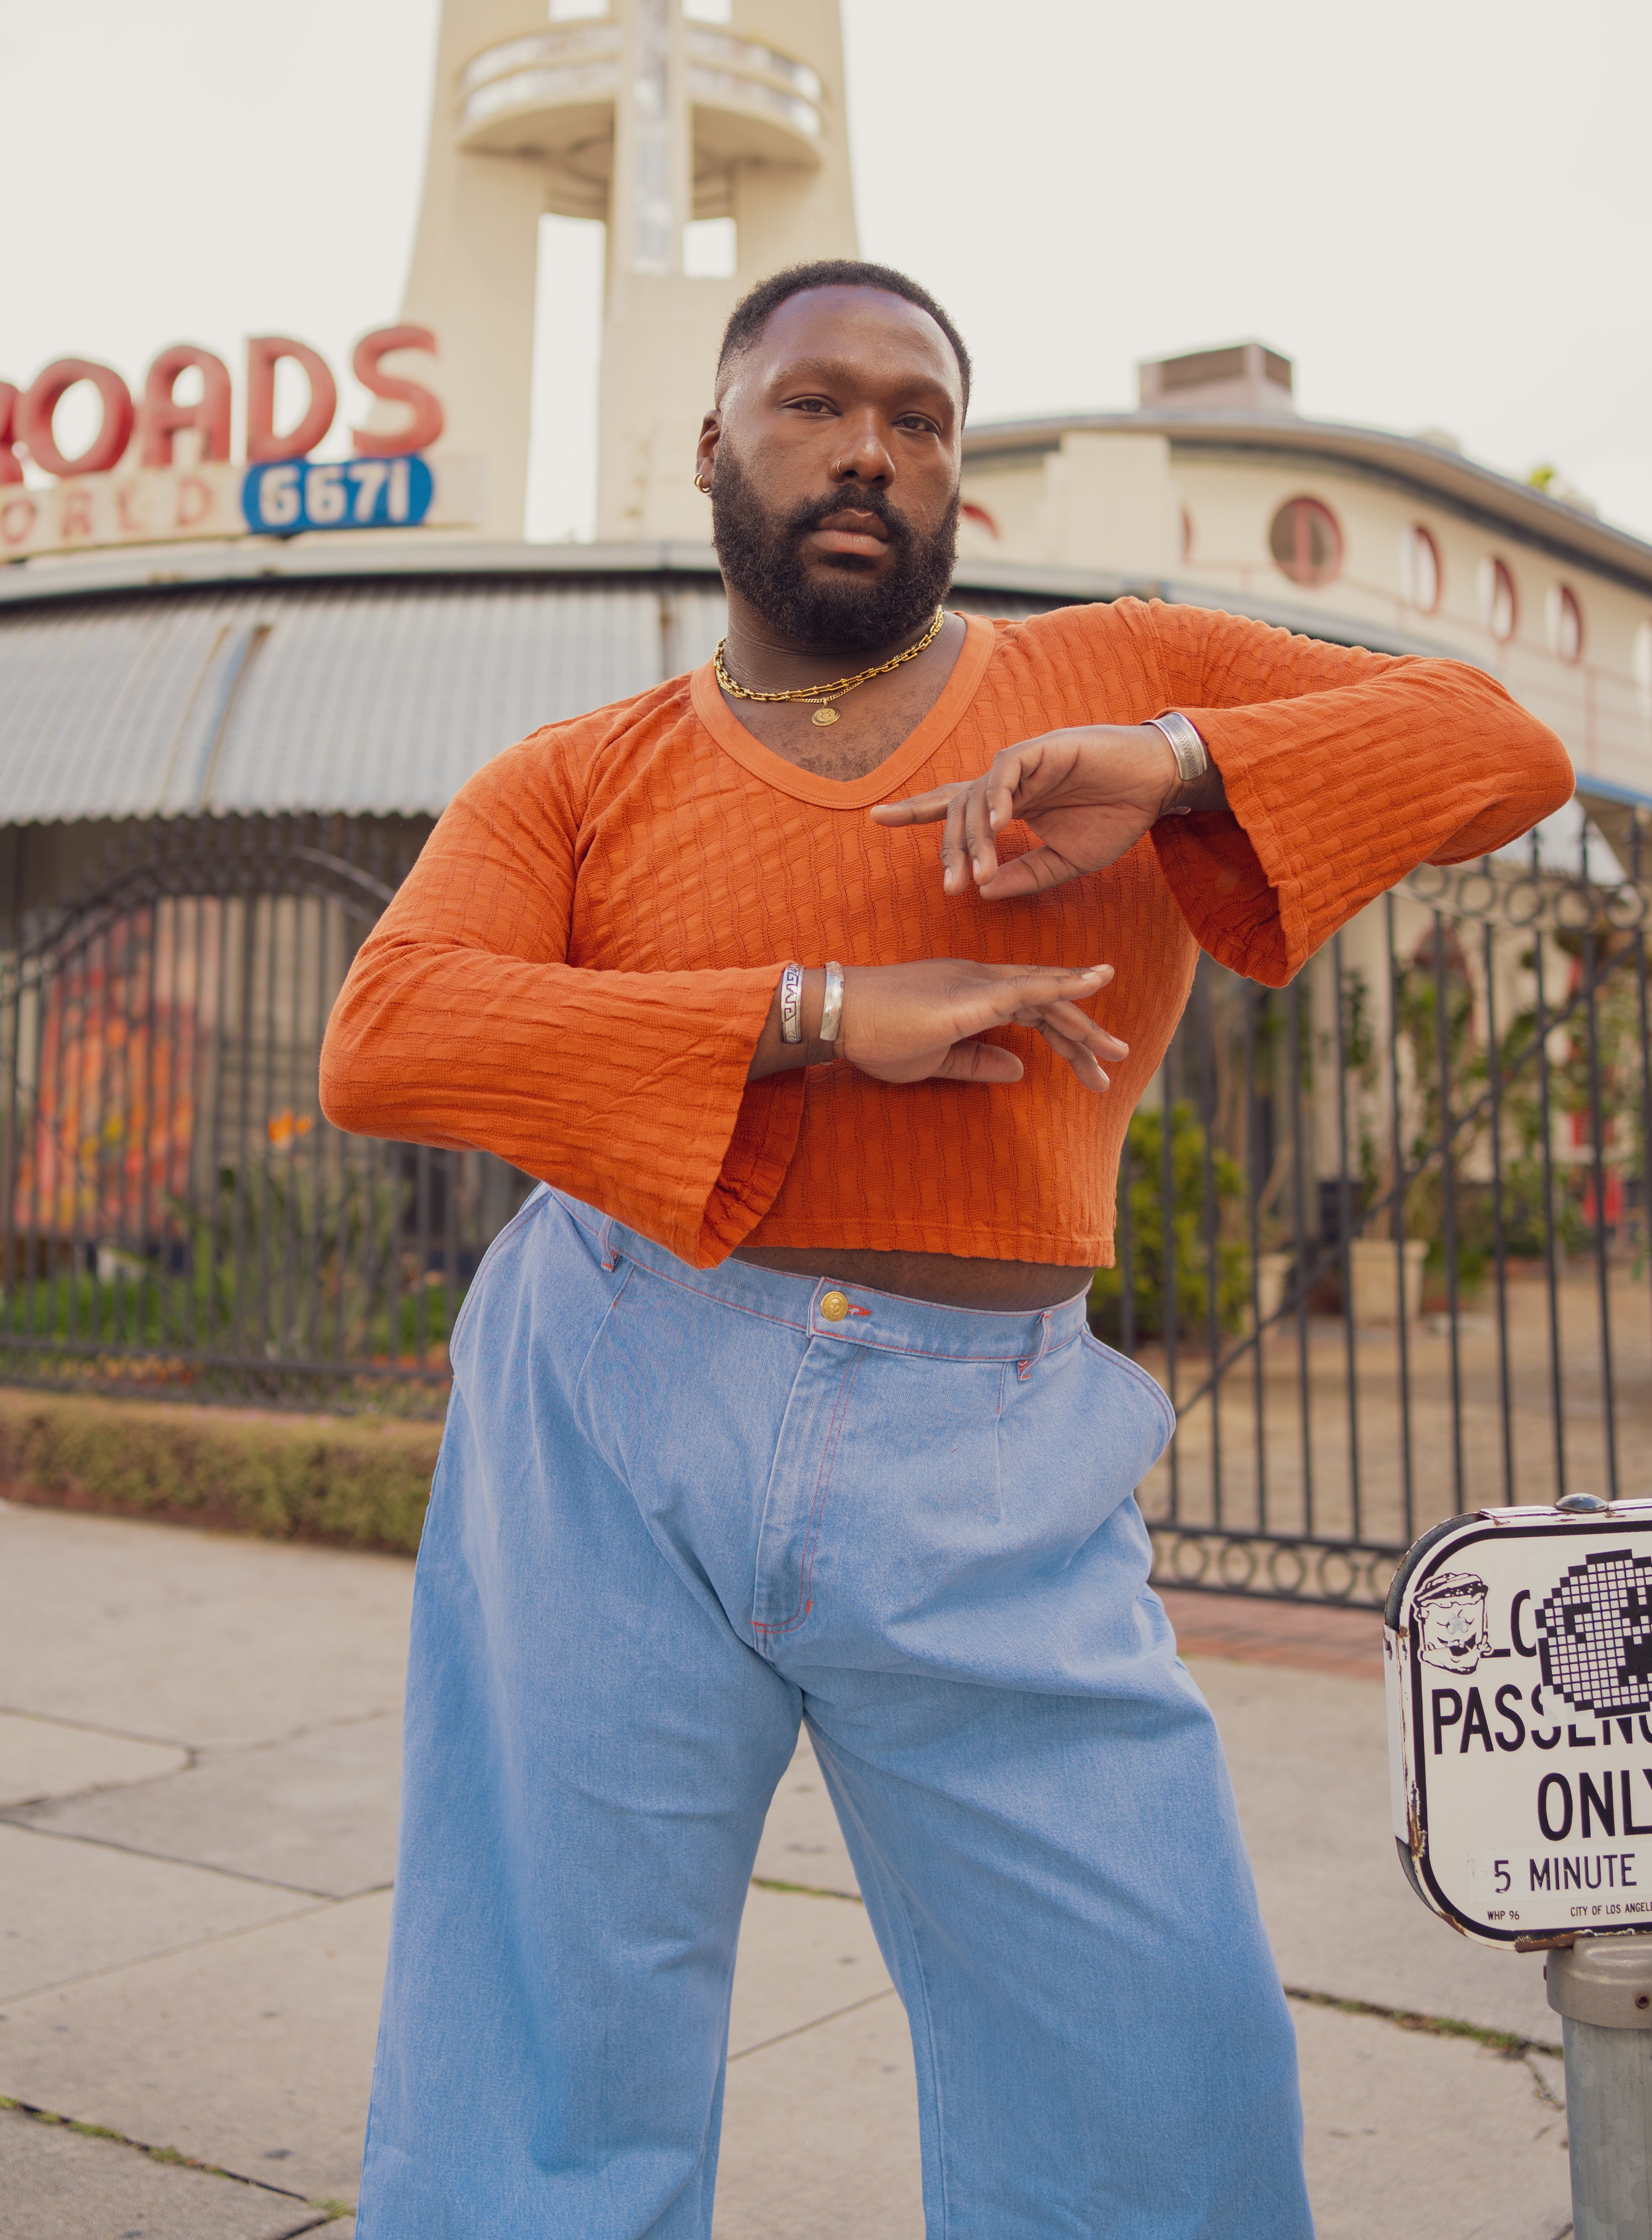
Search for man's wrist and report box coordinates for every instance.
[1126,722,1191,819]
[787,967,838,1068]
[799,967,836,1065]
[1142,715,1225,818]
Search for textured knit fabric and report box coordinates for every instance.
[320,599,1573,1270]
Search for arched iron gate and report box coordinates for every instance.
[0,815,532,1410]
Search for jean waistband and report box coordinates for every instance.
[551,1192,1090,1376]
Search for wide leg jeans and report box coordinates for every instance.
[355,1187,1313,2239]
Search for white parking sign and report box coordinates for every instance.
[1386,1504,1652,1946]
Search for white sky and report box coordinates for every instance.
[3,0,1648,545]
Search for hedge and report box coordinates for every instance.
[0,1388,440,1554]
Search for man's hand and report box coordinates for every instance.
[749,960,1127,1091]
[869,723,1224,901]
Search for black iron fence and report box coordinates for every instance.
[0,815,532,1412]
[1130,809,1652,1606]
[0,807,1645,1607]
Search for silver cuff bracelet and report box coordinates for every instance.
[819,961,844,1046]
[778,961,805,1044]
[1147,710,1210,785]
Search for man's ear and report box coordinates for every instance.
[694,410,722,491]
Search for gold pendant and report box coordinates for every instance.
[811,706,839,726]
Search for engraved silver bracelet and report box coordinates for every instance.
[1147,710,1210,784]
[778,962,805,1044]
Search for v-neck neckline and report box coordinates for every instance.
[688,611,996,810]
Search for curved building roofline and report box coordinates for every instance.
[0,528,1635,822]
[0,533,1452,658]
[963,410,1652,599]
[0,537,731,611]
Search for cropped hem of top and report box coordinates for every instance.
[319,597,1575,1273]
[735,1214,1107,1269]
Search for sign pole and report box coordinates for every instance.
[1386,1495,1652,2234]
[1547,1936,1652,2237]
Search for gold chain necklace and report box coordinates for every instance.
[714,606,947,727]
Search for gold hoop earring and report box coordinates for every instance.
[693,475,710,494]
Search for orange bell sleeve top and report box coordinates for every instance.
[319,598,1574,1270]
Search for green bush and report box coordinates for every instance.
[0,1388,438,1553]
[1089,1102,1250,1346]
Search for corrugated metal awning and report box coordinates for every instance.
[0,544,1075,825]
[21,532,1552,827]
[0,573,739,823]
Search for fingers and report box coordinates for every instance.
[985,747,1027,836]
[1009,996,1129,1062]
[940,790,972,897]
[868,781,967,829]
[837,958,1122,1093]
[966,961,1115,1012]
[975,846,1086,902]
[963,778,1000,891]
[1032,1018,1110,1093]
[931,1038,1024,1085]
[965,964,1125,1093]
[873,747,1070,900]
[871,746,1027,897]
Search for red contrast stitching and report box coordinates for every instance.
[751,1355,860,1637]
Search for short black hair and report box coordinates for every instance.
[716,260,972,412]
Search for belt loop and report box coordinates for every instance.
[597,1215,619,1273]
[1016,1308,1054,1382]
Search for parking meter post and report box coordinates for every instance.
[1548,1935,1652,2238]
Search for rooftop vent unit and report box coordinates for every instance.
[1137,342,1295,417]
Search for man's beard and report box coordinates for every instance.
[710,444,959,655]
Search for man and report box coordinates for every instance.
[322,259,1571,2236]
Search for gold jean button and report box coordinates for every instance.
[819,1290,850,1322]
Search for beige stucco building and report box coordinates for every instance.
[959,343,1652,825]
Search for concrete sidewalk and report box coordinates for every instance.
[0,1499,1572,2240]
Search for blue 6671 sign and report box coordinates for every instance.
[241,454,433,536]
[1386,1502,1652,1946]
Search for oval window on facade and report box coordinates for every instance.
[1268,496,1342,587]
[1479,557,1518,642]
[1400,523,1441,613]
[1547,584,1584,663]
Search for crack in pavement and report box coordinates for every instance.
[0,2094,347,2227]
[0,1890,356,2009]
[1282,1983,1564,2061]
[728,1986,899,2062]
[745,1882,1574,2065]
[0,1814,392,1902]
[0,1700,400,1759]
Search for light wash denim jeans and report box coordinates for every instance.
[356,1186,1312,2239]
